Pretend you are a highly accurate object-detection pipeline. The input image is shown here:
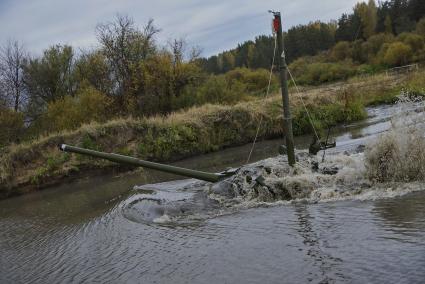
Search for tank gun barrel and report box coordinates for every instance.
[59,144,231,183]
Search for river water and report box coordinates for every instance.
[1,103,424,283]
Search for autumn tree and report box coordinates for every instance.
[168,38,202,97]
[74,50,112,95]
[96,14,160,111]
[354,0,378,39]
[24,45,75,105]
[139,38,203,114]
[0,40,27,111]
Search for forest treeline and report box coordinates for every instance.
[199,0,425,73]
[0,0,425,148]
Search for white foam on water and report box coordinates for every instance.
[365,96,425,184]
[153,214,172,224]
[211,95,425,207]
[215,152,368,205]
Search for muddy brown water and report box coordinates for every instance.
[1,104,424,283]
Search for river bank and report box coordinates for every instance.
[0,71,424,199]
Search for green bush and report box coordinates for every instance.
[381,42,413,66]
[331,41,352,61]
[367,33,395,54]
[288,56,318,78]
[30,153,70,184]
[292,100,366,136]
[297,62,356,85]
[364,33,395,64]
[81,135,99,150]
[42,86,111,132]
[171,68,272,109]
[397,33,424,52]
[343,101,367,122]
[195,75,247,104]
[351,40,368,63]
[225,67,277,95]
[0,108,25,147]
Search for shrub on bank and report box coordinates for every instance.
[380,42,413,67]
[0,108,25,148]
[331,41,352,61]
[225,67,278,95]
[297,62,356,85]
[292,101,367,136]
[39,86,111,133]
[173,68,277,109]
[195,75,247,105]
[397,33,424,53]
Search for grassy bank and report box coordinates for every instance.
[1,71,424,199]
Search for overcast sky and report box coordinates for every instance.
[0,0,360,57]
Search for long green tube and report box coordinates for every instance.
[59,144,227,182]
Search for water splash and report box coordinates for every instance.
[210,151,369,205]
[122,95,425,224]
[365,95,425,183]
[122,181,219,225]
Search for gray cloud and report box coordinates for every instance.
[0,0,360,56]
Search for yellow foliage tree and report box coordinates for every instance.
[355,0,377,39]
[44,86,111,132]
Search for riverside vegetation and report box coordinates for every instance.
[1,0,425,198]
[1,70,424,198]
